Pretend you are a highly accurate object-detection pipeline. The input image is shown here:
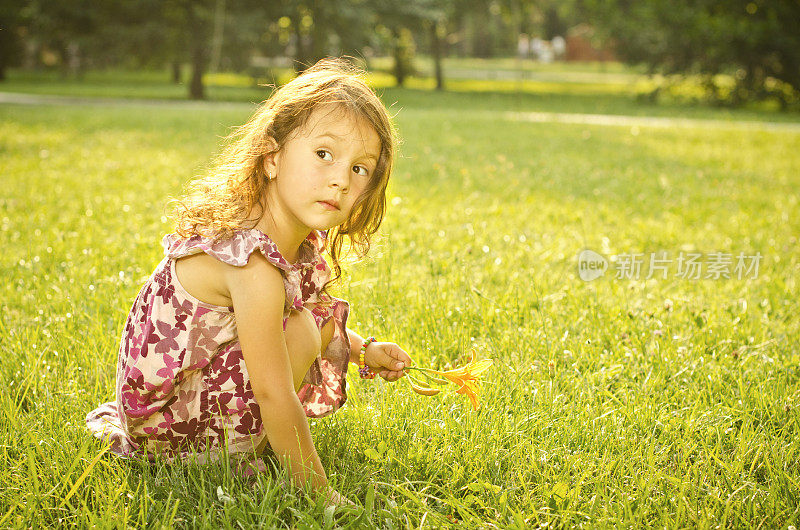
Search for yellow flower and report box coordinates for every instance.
[404,351,493,410]
[431,355,493,411]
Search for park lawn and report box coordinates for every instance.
[0,87,799,527]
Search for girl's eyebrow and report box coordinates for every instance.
[314,133,378,162]
[315,132,345,141]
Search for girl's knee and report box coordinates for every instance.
[285,307,321,357]
[283,308,334,392]
[287,305,334,354]
[320,317,334,353]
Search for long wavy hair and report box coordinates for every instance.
[170,57,398,291]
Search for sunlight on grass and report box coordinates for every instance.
[1,89,798,526]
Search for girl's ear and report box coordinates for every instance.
[263,136,280,178]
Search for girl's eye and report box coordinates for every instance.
[317,149,369,177]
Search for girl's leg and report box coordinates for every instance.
[255,307,333,454]
[284,306,334,392]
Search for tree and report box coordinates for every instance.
[0,0,22,80]
[584,0,800,107]
[367,0,446,87]
[13,0,101,78]
[428,16,445,90]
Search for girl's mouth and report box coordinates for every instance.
[318,200,340,211]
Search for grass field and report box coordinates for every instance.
[1,69,799,527]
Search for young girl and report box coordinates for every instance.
[86,58,412,506]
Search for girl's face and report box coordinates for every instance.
[265,104,381,236]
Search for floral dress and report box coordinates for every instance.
[85,228,351,460]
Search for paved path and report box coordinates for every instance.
[502,110,800,133]
[0,91,251,109]
[3,90,799,133]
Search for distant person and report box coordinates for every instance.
[86,57,411,507]
[551,36,566,60]
[530,37,545,60]
[517,33,530,59]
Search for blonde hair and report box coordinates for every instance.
[170,57,398,289]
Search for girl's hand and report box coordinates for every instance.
[322,486,355,508]
[365,342,412,382]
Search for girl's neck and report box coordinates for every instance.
[251,208,309,265]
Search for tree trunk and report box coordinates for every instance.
[430,20,444,91]
[293,27,306,72]
[186,3,208,100]
[392,30,406,87]
[189,42,205,100]
[209,0,225,72]
[0,24,12,81]
[454,10,468,57]
[472,11,491,58]
[172,60,182,84]
[309,3,327,64]
[56,41,69,79]
[292,5,309,74]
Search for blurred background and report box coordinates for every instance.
[1,0,798,111]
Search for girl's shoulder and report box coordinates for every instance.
[162,228,327,271]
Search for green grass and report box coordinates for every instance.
[1,84,799,527]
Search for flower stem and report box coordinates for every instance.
[404,367,449,385]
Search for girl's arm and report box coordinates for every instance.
[226,253,330,497]
[346,328,366,364]
[346,328,412,381]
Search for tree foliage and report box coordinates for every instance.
[584,0,800,106]
[8,0,795,107]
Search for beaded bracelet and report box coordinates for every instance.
[358,336,377,379]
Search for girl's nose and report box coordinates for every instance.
[330,164,350,193]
